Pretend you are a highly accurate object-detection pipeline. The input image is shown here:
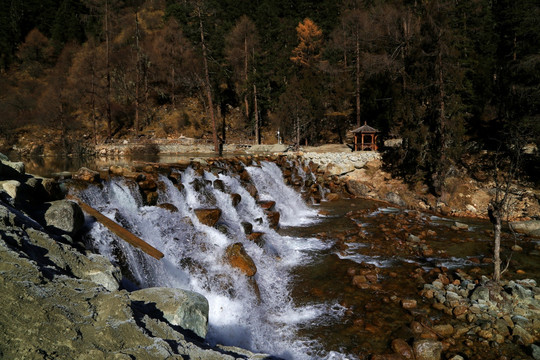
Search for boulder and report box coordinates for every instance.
[225,243,257,277]
[0,180,22,201]
[454,221,469,230]
[266,211,280,229]
[257,200,276,211]
[386,192,406,207]
[391,338,414,360]
[139,179,157,191]
[72,167,100,182]
[413,339,443,360]
[0,159,25,178]
[513,325,534,346]
[326,193,340,201]
[157,203,178,212]
[247,232,264,246]
[41,178,64,201]
[532,344,540,360]
[213,179,225,192]
[194,208,221,227]
[129,287,209,339]
[231,193,242,207]
[510,220,540,237]
[44,200,85,235]
[241,221,253,234]
[83,253,121,291]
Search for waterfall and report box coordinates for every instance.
[75,161,347,359]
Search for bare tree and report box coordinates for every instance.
[225,16,260,143]
[488,129,526,282]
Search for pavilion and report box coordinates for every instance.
[351,123,379,151]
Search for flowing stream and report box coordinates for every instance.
[73,160,540,359]
[75,161,348,359]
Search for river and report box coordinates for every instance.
[53,157,539,359]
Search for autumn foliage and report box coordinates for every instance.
[290,18,323,67]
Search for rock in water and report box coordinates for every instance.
[129,287,209,339]
[391,338,414,359]
[225,242,257,277]
[72,167,100,183]
[44,200,85,235]
[194,208,222,227]
[413,339,442,360]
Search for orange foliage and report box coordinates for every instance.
[291,18,323,67]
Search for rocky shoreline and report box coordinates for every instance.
[0,154,274,359]
[1,148,539,359]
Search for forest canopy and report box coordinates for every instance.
[0,0,539,188]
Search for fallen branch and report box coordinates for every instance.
[67,195,164,260]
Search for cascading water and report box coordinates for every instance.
[75,161,348,359]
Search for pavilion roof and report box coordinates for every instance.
[351,123,379,133]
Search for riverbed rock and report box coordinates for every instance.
[129,287,209,339]
[225,242,257,277]
[44,200,84,235]
[510,220,540,237]
[231,193,242,206]
[512,325,534,346]
[386,192,406,207]
[157,203,179,212]
[413,339,443,360]
[266,211,280,229]
[258,200,276,211]
[73,167,100,182]
[194,208,222,227]
[391,338,414,359]
[401,299,417,310]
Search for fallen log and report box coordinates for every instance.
[66,195,164,260]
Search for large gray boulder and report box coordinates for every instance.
[129,287,209,339]
[44,200,85,235]
[510,220,540,237]
[0,180,22,200]
[0,158,25,178]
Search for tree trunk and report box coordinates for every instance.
[355,24,361,127]
[197,6,219,153]
[244,37,249,120]
[134,11,140,138]
[91,62,97,145]
[493,214,502,282]
[105,0,112,140]
[253,82,259,144]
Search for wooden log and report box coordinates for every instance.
[67,195,164,260]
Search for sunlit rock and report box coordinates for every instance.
[44,200,84,235]
[0,180,22,201]
[129,287,209,339]
[73,167,100,183]
[257,200,275,211]
[413,339,442,360]
[225,242,257,277]
[194,208,221,227]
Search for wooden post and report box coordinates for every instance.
[67,195,164,260]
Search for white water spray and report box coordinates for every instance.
[76,161,349,359]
